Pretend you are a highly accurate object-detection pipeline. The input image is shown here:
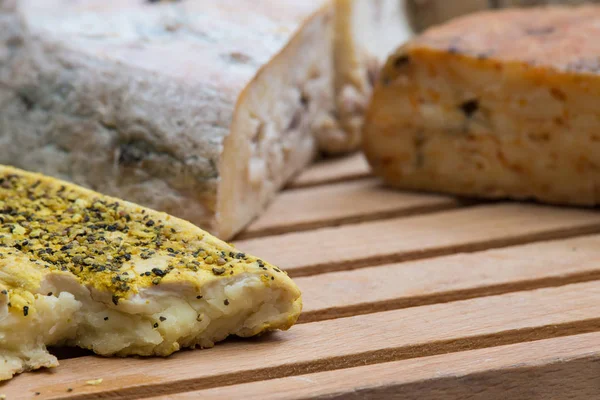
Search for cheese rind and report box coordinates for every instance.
[0,0,413,238]
[1,0,334,240]
[364,6,600,206]
[0,165,302,381]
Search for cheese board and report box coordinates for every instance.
[3,153,600,399]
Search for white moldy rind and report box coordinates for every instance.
[1,0,332,239]
[0,0,413,239]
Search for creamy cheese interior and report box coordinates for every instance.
[0,165,302,381]
[218,7,335,239]
[0,270,298,380]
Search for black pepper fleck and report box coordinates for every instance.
[459,99,479,117]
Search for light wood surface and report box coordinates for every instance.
[240,178,461,239]
[6,281,600,399]
[156,332,600,400]
[297,234,600,322]
[3,156,600,400]
[288,153,371,188]
[236,203,600,276]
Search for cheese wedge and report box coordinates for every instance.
[0,165,302,381]
[364,5,600,206]
[0,0,412,240]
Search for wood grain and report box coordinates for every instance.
[236,203,600,277]
[6,281,600,400]
[288,153,371,188]
[239,179,461,239]
[55,235,600,362]
[158,332,600,399]
[297,234,600,322]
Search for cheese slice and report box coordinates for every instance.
[364,5,600,206]
[0,0,412,239]
[0,165,302,381]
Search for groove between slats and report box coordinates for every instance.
[297,234,600,323]
[272,224,600,278]
[9,281,600,400]
[52,234,600,362]
[239,202,461,240]
[286,226,600,277]
[158,332,600,400]
[300,270,600,323]
[288,153,371,189]
[236,204,600,277]
[52,266,600,362]
[51,234,600,361]
[67,319,600,400]
[240,178,466,239]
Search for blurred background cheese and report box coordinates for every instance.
[407,0,600,32]
[364,5,600,206]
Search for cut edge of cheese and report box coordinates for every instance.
[217,3,335,239]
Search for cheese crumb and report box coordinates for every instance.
[86,378,103,386]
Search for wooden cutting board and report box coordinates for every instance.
[3,153,600,399]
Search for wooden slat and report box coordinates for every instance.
[239,179,461,239]
[288,153,371,189]
[156,332,600,400]
[297,234,600,323]
[41,234,600,362]
[47,235,600,362]
[235,203,600,277]
[7,281,600,399]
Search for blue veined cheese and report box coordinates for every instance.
[0,165,302,381]
[0,0,412,240]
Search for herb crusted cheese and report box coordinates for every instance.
[0,165,302,381]
[0,167,287,302]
